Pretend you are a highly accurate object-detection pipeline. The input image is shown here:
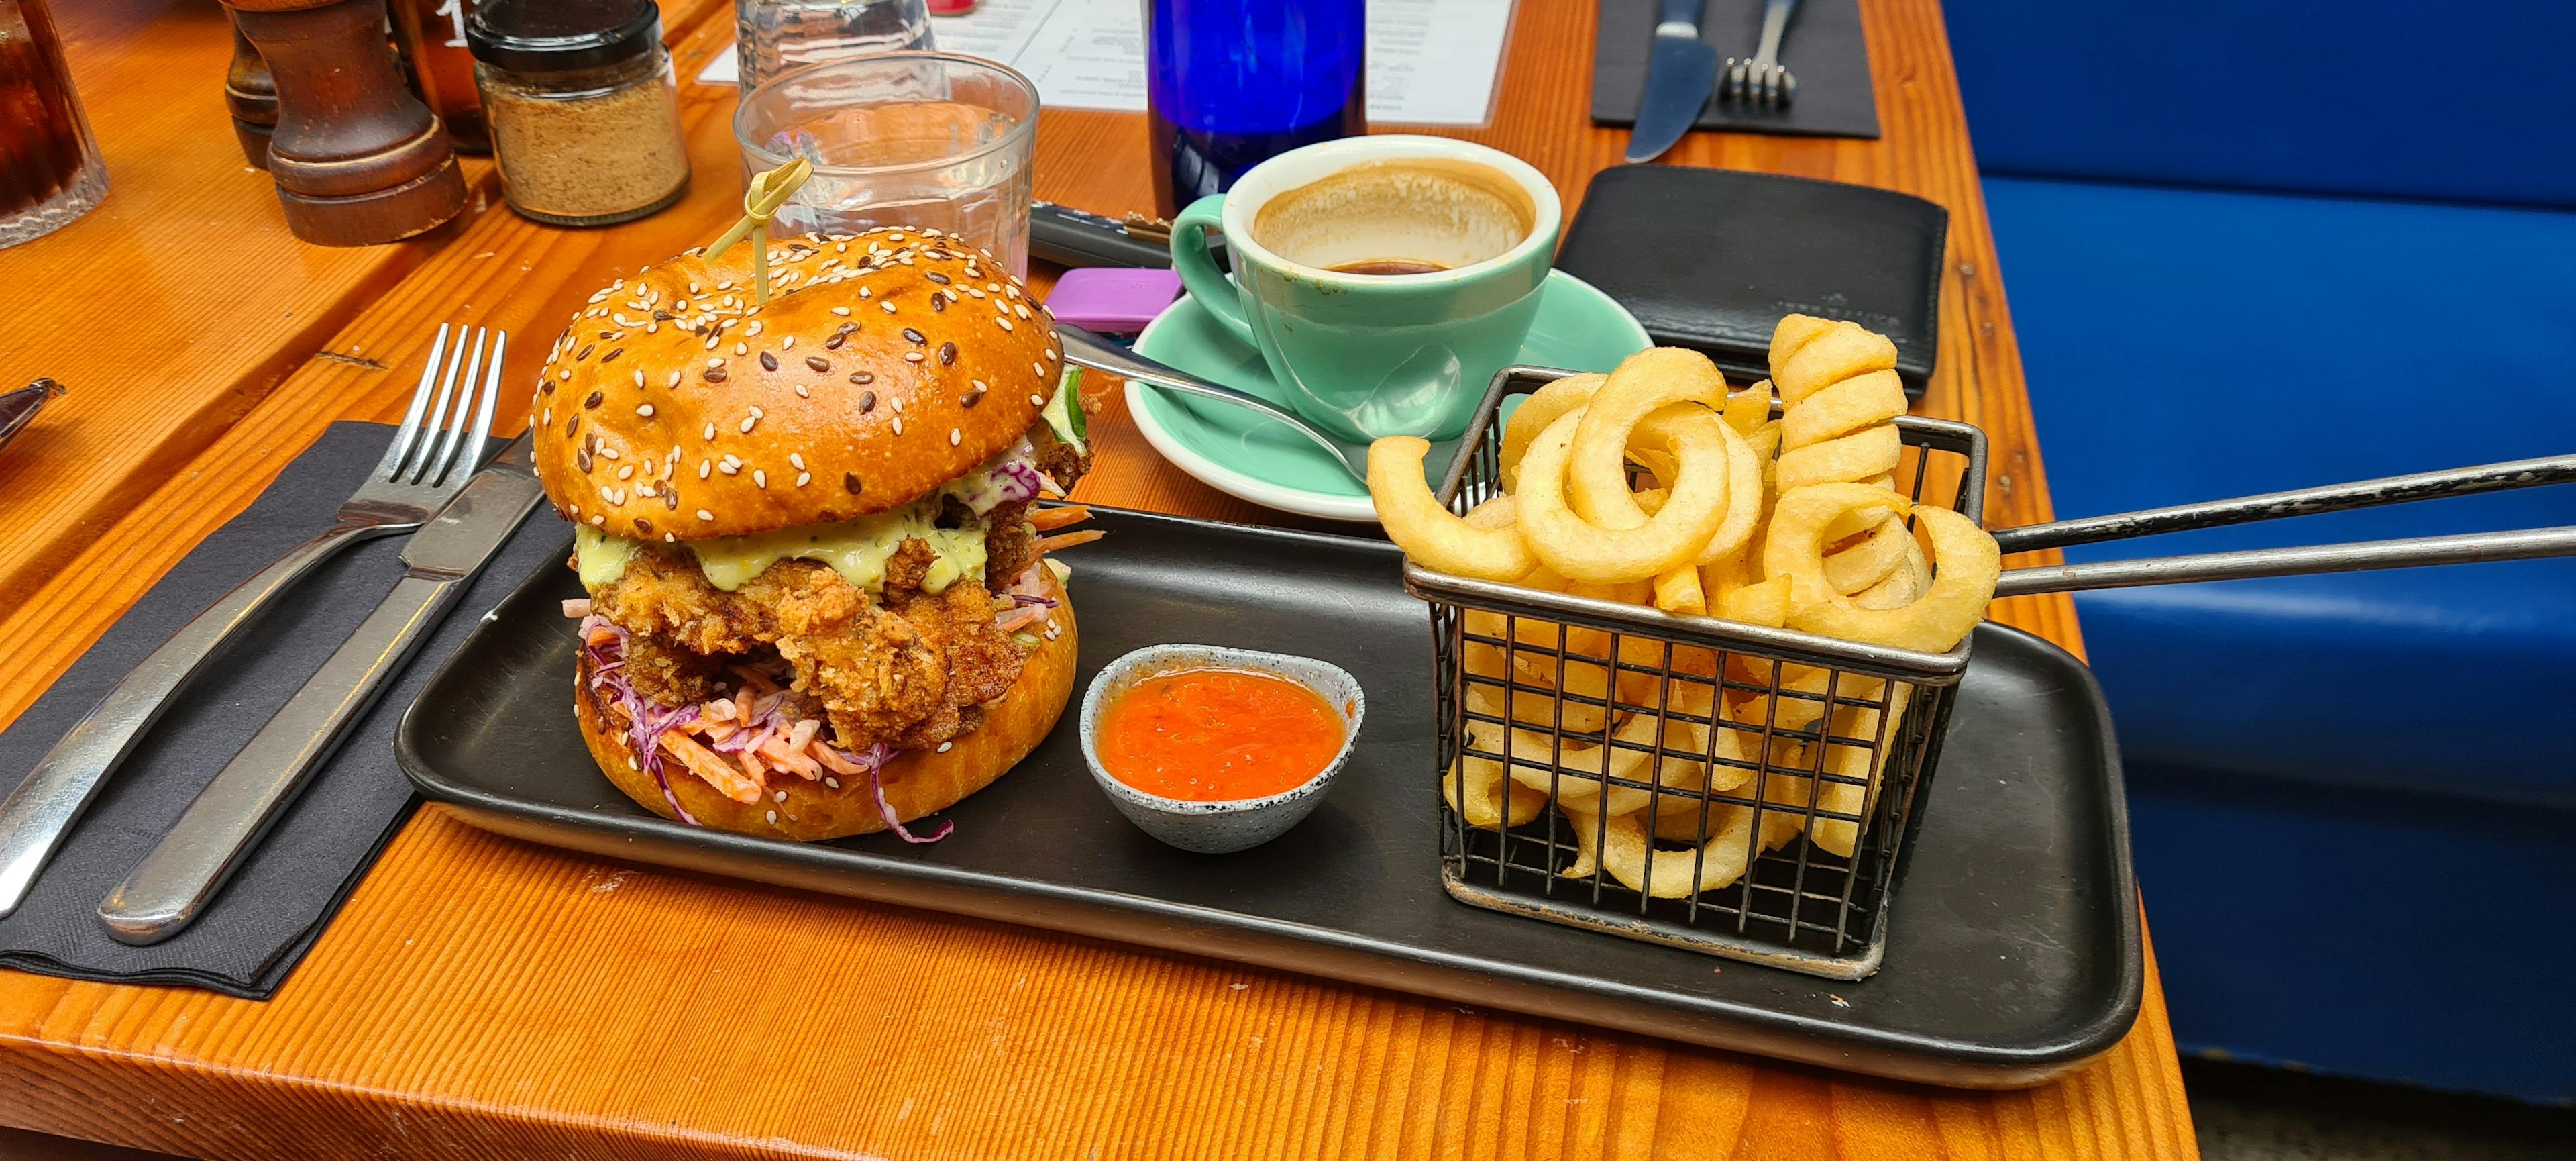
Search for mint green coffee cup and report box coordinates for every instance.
[1168,135,1563,442]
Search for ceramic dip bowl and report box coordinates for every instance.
[1079,644,1364,854]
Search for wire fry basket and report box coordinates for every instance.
[1407,367,1990,980]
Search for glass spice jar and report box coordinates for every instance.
[466,0,690,227]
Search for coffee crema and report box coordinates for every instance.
[1253,158,1536,276]
[1326,258,1450,276]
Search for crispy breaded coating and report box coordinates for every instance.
[590,542,1031,753]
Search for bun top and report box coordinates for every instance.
[531,228,1061,542]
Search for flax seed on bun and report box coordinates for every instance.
[530,227,1063,542]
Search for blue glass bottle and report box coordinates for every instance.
[1145,0,1366,218]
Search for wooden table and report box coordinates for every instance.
[0,1,2196,1157]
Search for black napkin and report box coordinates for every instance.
[1591,0,1880,140]
[0,422,563,998]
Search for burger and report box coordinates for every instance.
[534,228,1093,842]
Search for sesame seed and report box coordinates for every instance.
[806,356,830,372]
[753,470,767,488]
[745,320,763,336]
[880,301,897,314]
[1029,394,1044,406]
[1015,304,1030,319]
[859,286,871,298]
[996,317,1014,332]
[667,370,683,387]
[636,403,653,417]
[843,472,862,494]
[830,305,851,316]
[1044,347,1058,362]
[780,334,795,350]
[904,352,924,363]
[794,384,810,397]
[941,342,957,366]
[775,790,788,803]
[598,446,619,460]
[590,514,606,525]
[1032,362,1044,377]
[698,509,715,521]
[583,391,604,409]
[858,390,877,411]
[892,417,904,435]
[765,810,777,824]
[704,366,727,383]
[759,351,778,371]
[851,372,875,385]
[795,471,811,487]
[925,271,951,285]
[708,357,725,368]
[936,741,953,753]
[789,452,806,470]
[698,460,711,478]
[702,422,717,440]
[617,464,635,479]
[824,777,841,789]
[949,427,961,446]
[542,407,553,424]
[741,415,757,433]
[735,342,749,356]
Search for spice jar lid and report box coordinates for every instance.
[467,0,663,74]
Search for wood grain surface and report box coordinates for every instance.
[0,1,2190,1158]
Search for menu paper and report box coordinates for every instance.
[698,0,1515,127]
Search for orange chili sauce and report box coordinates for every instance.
[1095,667,1346,801]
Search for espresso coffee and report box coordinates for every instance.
[1254,158,1536,276]
[1327,258,1450,276]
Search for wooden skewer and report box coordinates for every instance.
[704,158,816,307]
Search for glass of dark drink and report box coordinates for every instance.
[1144,0,1364,220]
[1,0,105,249]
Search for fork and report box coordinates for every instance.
[1723,0,1799,106]
[0,323,506,919]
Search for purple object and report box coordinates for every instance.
[1044,268,1185,335]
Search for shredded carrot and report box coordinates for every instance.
[584,625,621,648]
[812,745,867,776]
[737,750,770,788]
[662,734,761,804]
[729,664,784,696]
[1032,529,1106,555]
[995,606,1046,635]
[761,737,821,780]
[1028,505,1091,532]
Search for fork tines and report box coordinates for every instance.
[383,323,509,487]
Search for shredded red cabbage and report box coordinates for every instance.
[1008,591,1057,608]
[579,616,700,826]
[844,742,953,844]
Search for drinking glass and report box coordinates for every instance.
[735,0,934,93]
[1144,0,1365,219]
[735,53,1038,277]
[1,0,107,249]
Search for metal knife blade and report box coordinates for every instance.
[1625,0,1719,164]
[96,431,544,944]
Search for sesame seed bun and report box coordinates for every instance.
[576,571,1079,841]
[531,228,1063,542]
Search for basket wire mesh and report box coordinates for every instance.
[1407,367,1989,979]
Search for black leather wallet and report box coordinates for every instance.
[1554,166,1947,395]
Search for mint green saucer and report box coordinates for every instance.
[1127,270,1652,522]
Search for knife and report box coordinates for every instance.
[96,430,546,945]
[1624,0,1719,164]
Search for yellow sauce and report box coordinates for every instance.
[573,497,991,595]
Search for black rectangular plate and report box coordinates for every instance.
[398,508,2141,1088]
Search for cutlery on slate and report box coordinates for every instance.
[1723,0,1799,106]
[1624,0,1721,163]
[98,424,544,944]
[0,325,503,921]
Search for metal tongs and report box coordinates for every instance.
[1986,454,2576,597]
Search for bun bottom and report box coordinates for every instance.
[576,576,1077,842]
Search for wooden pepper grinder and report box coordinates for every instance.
[220,0,468,245]
[223,14,278,169]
